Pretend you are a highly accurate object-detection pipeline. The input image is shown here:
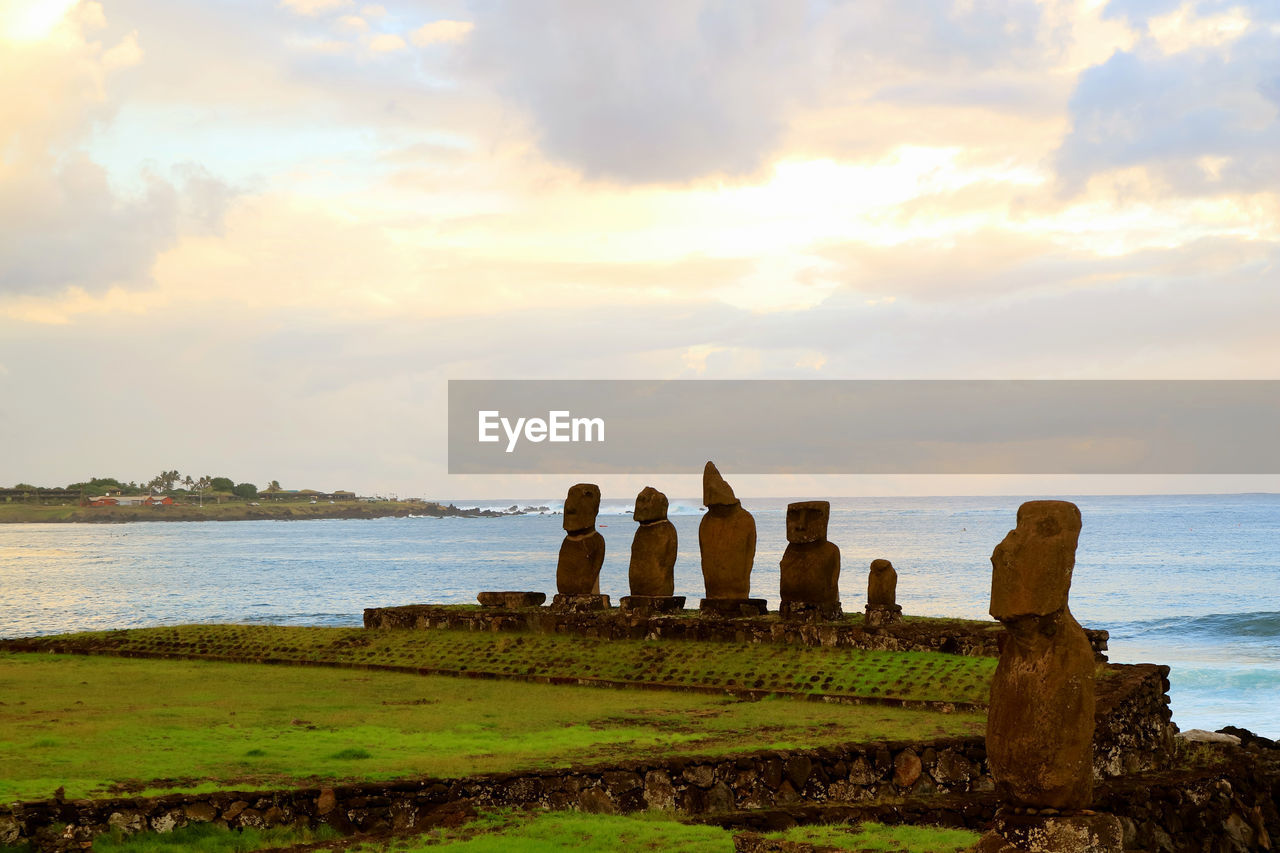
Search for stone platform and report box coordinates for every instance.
[362,603,1109,660]
[779,601,843,622]
[699,598,769,617]
[477,591,546,608]
[618,595,686,614]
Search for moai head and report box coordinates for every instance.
[563,483,601,533]
[989,500,1082,621]
[786,501,829,544]
[703,461,739,507]
[633,486,669,524]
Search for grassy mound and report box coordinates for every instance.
[4,624,997,706]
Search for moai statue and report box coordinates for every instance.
[628,486,678,597]
[984,500,1120,851]
[864,559,903,628]
[778,501,841,620]
[698,461,762,615]
[555,483,605,598]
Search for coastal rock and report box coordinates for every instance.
[629,486,678,597]
[779,501,840,607]
[987,500,1095,811]
[699,462,756,599]
[1178,729,1242,745]
[557,484,605,595]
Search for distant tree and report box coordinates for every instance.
[66,477,127,494]
[183,475,194,492]
[210,477,234,492]
[267,480,282,492]
[145,470,182,493]
[232,482,258,500]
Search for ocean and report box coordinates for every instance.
[1,494,1276,737]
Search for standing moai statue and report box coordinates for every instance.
[779,501,841,620]
[627,486,679,599]
[984,500,1121,851]
[554,483,607,609]
[698,461,764,616]
[864,558,903,628]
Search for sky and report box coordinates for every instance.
[1,0,1278,500]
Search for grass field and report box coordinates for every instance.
[19,812,979,853]
[4,624,999,706]
[0,651,985,801]
[346,813,979,852]
[332,812,980,852]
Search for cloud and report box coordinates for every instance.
[1056,1,1280,196]
[463,0,1050,183]
[335,15,367,33]
[0,5,234,296]
[411,19,473,46]
[279,0,351,16]
[367,32,406,53]
[102,30,143,69]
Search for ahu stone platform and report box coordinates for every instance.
[362,603,1109,660]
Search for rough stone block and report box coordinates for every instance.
[618,595,686,614]
[779,600,843,622]
[993,812,1124,852]
[476,591,547,608]
[700,598,768,617]
[864,603,903,628]
[550,593,611,612]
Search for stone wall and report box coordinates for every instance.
[1097,746,1280,852]
[720,747,1280,853]
[0,738,991,850]
[362,604,1110,660]
[1094,663,1177,777]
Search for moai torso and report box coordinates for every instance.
[779,501,840,605]
[986,500,1095,811]
[556,483,605,595]
[629,486,677,597]
[867,559,897,607]
[698,462,756,599]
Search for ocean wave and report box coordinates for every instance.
[1111,611,1280,641]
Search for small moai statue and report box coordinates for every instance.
[555,483,606,602]
[778,501,841,620]
[628,486,678,597]
[864,559,903,628]
[698,461,763,615]
[983,500,1122,851]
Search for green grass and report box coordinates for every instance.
[769,822,979,851]
[0,652,984,801]
[92,822,340,852]
[4,624,997,706]
[333,812,978,852]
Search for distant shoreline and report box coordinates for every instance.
[0,499,548,524]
